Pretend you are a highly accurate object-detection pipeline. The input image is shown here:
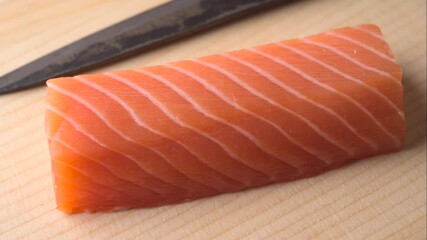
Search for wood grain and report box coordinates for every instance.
[0,0,425,239]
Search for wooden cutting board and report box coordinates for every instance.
[0,0,425,239]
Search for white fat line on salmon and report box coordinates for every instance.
[132,69,290,180]
[165,63,311,172]
[189,58,332,166]
[46,104,162,195]
[107,71,272,184]
[47,84,194,193]
[275,43,402,147]
[250,47,382,151]
[222,52,362,156]
[74,76,224,192]
[352,26,384,40]
[325,32,397,63]
[303,38,399,83]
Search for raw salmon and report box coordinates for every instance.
[45,24,404,213]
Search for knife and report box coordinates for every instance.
[0,0,290,94]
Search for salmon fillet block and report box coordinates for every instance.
[45,24,404,213]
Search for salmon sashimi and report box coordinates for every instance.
[45,24,404,213]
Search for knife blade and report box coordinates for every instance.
[0,0,289,94]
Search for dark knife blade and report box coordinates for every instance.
[0,0,288,94]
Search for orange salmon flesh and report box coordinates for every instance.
[45,24,404,213]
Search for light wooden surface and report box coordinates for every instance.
[0,0,426,239]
